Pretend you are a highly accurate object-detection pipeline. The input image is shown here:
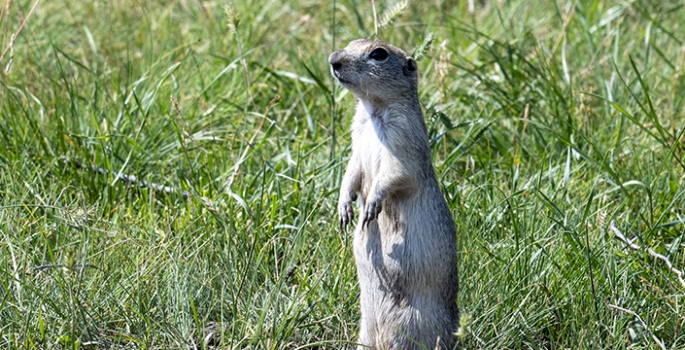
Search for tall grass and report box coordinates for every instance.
[1,0,683,348]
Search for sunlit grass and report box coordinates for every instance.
[1,0,684,348]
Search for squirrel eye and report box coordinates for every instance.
[369,48,389,61]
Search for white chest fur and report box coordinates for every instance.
[351,101,389,196]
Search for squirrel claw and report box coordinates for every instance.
[339,201,354,233]
[361,199,382,229]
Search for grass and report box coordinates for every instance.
[1,0,684,348]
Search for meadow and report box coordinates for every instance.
[1,0,684,348]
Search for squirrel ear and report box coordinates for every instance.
[405,57,417,72]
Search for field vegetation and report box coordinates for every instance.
[1,0,684,348]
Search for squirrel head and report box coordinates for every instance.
[329,39,418,105]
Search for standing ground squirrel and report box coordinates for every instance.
[330,39,459,349]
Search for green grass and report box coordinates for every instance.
[1,0,684,348]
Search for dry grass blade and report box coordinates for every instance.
[0,0,40,64]
[378,0,409,30]
[610,221,685,289]
[607,304,666,350]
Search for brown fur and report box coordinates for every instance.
[330,39,459,349]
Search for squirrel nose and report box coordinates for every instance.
[329,50,345,71]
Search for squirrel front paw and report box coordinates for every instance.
[339,201,355,232]
[362,197,382,229]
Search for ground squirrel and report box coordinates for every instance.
[330,39,459,349]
